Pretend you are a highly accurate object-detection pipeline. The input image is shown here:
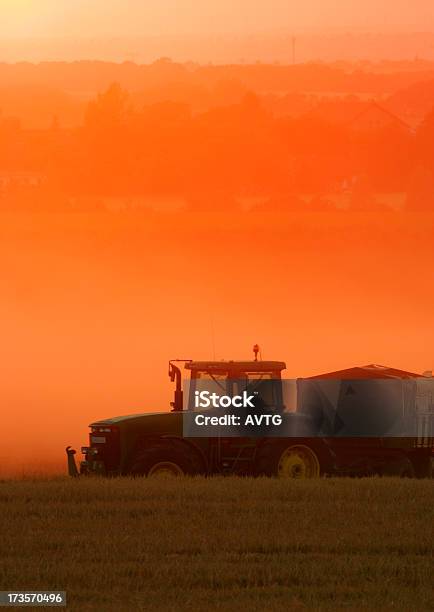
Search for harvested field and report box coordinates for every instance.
[0,477,433,611]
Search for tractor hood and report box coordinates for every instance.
[90,411,172,426]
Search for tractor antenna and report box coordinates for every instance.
[211,315,216,360]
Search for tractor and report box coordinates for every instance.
[66,349,434,478]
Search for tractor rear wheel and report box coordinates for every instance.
[256,441,327,479]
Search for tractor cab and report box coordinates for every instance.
[168,347,286,413]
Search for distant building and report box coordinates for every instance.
[348,101,412,132]
[307,99,412,133]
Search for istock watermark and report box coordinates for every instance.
[182,377,434,439]
[194,413,283,426]
[194,390,256,409]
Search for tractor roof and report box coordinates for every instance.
[185,360,286,372]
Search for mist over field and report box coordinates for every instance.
[0,6,433,475]
[1,209,433,475]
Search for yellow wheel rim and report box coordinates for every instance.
[278,445,320,479]
[148,461,184,477]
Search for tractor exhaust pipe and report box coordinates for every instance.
[169,361,184,412]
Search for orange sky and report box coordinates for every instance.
[2,1,434,63]
[2,0,434,38]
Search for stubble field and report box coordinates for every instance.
[0,477,433,611]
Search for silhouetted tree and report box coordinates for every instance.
[85,83,132,133]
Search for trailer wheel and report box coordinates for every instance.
[381,455,415,478]
[130,445,192,477]
[410,454,433,479]
[256,441,327,479]
[278,444,321,478]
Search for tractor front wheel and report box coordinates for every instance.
[130,445,192,477]
[148,461,185,477]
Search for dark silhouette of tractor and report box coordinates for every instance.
[67,348,433,478]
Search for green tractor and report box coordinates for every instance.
[67,352,332,478]
[66,351,434,479]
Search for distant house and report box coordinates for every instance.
[348,101,412,133]
[306,97,368,125]
[306,99,412,133]
[385,78,434,129]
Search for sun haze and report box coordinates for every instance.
[0,1,433,475]
[2,0,434,38]
[2,1,434,63]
